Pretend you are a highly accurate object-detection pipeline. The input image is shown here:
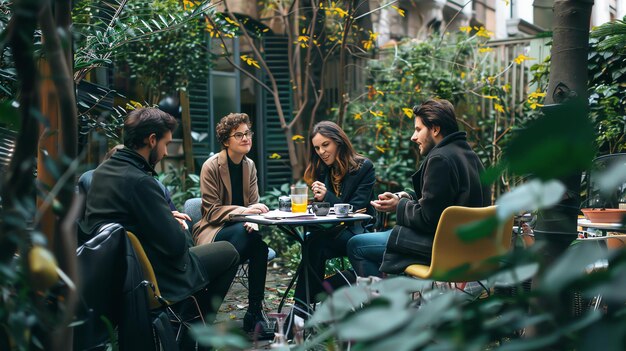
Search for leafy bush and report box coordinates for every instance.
[158,165,200,210]
[341,31,536,203]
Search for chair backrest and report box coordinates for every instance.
[184,197,203,228]
[126,231,165,310]
[428,206,514,281]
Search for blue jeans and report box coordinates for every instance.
[346,230,391,277]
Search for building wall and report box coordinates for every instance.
[495,0,626,39]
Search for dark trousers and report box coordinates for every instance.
[177,241,238,350]
[293,227,356,312]
[188,241,239,317]
[215,222,268,308]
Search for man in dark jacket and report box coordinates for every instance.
[346,98,491,276]
[80,108,239,326]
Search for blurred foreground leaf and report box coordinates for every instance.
[496,99,597,180]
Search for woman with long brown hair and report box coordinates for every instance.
[293,121,376,321]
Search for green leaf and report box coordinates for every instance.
[337,307,413,341]
[502,99,596,180]
[456,215,498,242]
[307,285,371,325]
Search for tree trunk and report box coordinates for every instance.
[531,0,594,342]
[535,0,593,263]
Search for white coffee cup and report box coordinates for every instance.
[333,203,353,217]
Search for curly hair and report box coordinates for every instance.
[216,113,252,149]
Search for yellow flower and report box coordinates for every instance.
[375,145,386,153]
[391,5,405,17]
[494,103,505,113]
[126,100,143,110]
[478,47,493,53]
[369,110,383,117]
[353,112,362,120]
[529,102,544,110]
[182,0,195,10]
[297,35,309,48]
[487,76,496,85]
[292,135,305,142]
[483,95,500,101]
[474,26,493,38]
[460,72,466,79]
[269,153,281,159]
[224,16,239,26]
[513,54,535,64]
[502,84,511,93]
[240,55,260,69]
[333,6,348,18]
[459,26,472,34]
[402,108,413,118]
[528,90,546,99]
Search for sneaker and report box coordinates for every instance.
[243,309,275,340]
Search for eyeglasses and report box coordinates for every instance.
[229,130,254,141]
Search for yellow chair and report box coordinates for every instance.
[404,206,514,283]
[126,232,205,339]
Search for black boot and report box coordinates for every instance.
[243,307,275,340]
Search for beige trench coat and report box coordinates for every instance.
[192,149,260,245]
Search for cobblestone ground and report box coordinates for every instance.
[216,259,295,349]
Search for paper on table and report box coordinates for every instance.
[261,210,316,219]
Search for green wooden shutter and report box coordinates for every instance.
[188,76,214,171]
[258,36,292,194]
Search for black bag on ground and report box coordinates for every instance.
[152,311,179,351]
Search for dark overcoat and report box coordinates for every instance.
[318,157,376,219]
[80,148,207,302]
[380,131,491,273]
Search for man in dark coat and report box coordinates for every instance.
[346,98,491,276]
[80,108,239,328]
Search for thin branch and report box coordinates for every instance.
[353,0,398,20]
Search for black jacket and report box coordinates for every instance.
[381,132,491,273]
[74,223,154,351]
[318,158,376,218]
[80,148,206,302]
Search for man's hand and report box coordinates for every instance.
[172,211,191,230]
[242,203,269,215]
[311,181,327,201]
[370,192,400,213]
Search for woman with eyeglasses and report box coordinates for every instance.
[192,113,273,339]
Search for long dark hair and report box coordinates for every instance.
[304,121,363,193]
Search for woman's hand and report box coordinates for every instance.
[242,203,269,215]
[311,181,327,201]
